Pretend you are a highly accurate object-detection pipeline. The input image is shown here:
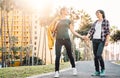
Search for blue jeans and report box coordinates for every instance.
[55,38,75,71]
[92,39,105,72]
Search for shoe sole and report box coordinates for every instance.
[91,75,105,77]
[100,75,105,77]
[54,76,59,78]
[73,74,77,76]
[91,74,100,76]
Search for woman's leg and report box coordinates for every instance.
[97,41,105,70]
[64,39,75,68]
[92,39,100,72]
[55,39,63,71]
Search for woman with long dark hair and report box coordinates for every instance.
[86,10,110,76]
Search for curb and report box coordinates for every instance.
[26,67,71,78]
[111,61,120,66]
[26,62,78,78]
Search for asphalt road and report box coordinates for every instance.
[27,61,120,78]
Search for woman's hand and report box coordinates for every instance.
[80,35,86,40]
[105,41,109,46]
[82,35,89,40]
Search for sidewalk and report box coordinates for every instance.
[27,61,120,78]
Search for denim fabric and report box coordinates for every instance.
[92,39,105,72]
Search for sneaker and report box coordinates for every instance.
[72,68,77,75]
[91,71,100,76]
[100,69,105,76]
[54,71,59,78]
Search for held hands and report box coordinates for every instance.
[81,35,109,46]
[80,35,89,41]
[80,35,90,47]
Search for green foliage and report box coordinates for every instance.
[0,47,2,51]
[79,10,92,27]
[62,49,81,62]
[11,47,19,53]
[116,61,120,64]
[10,36,18,44]
[0,47,6,52]
[77,10,92,36]
[75,49,81,61]
[63,51,69,62]
[22,56,45,65]
[77,23,92,35]
[111,30,120,42]
[69,9,93,39]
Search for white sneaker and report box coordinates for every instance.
[54,71,59,78]
[73,68,77,75]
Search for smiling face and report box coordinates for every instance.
[95,10,105,20]
[96,11,103,19]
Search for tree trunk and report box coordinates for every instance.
[36,26,41,65]
[2,8,7,67]
[6,10,11,67]
[1,5,4,68]
[44,27,47,64]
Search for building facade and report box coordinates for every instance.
[0,8,55,66]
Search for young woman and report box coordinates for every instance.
[53,7,83,77]
[86,10,110,76]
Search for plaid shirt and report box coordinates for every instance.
[88,19,110,41]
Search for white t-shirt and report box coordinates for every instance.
[93,21,102,39]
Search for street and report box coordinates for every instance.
[27,61,120,78]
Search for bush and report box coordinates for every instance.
[111,30,120,42]
[75,49,81,61]
[22,56,44,65]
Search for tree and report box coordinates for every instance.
[111,30,120,42]
[18,46,24,66]
[23,45,32,65]
[22,56,44,66]
[69,8,93,60]
[10,36,19,66]
[75,49,81,61]
[0,0,15,67]
[110,26,120,60]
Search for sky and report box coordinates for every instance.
[52,0,120,29]
[14,0,120,29]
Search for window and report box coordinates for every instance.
[34,47,36,50]
[34,26,37,29]
[34,36,37,39]
[34,42,36,45]
[35,31,37,34]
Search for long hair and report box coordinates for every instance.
[96,10,105,19]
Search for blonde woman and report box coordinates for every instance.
[53,7,83,77]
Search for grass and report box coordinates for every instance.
[0,62,70,78]
[116,61,120,64]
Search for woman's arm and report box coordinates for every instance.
[53,21,59,32]
[105,20,110,46]
[69,24,84,39]
[105,34,110,46]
